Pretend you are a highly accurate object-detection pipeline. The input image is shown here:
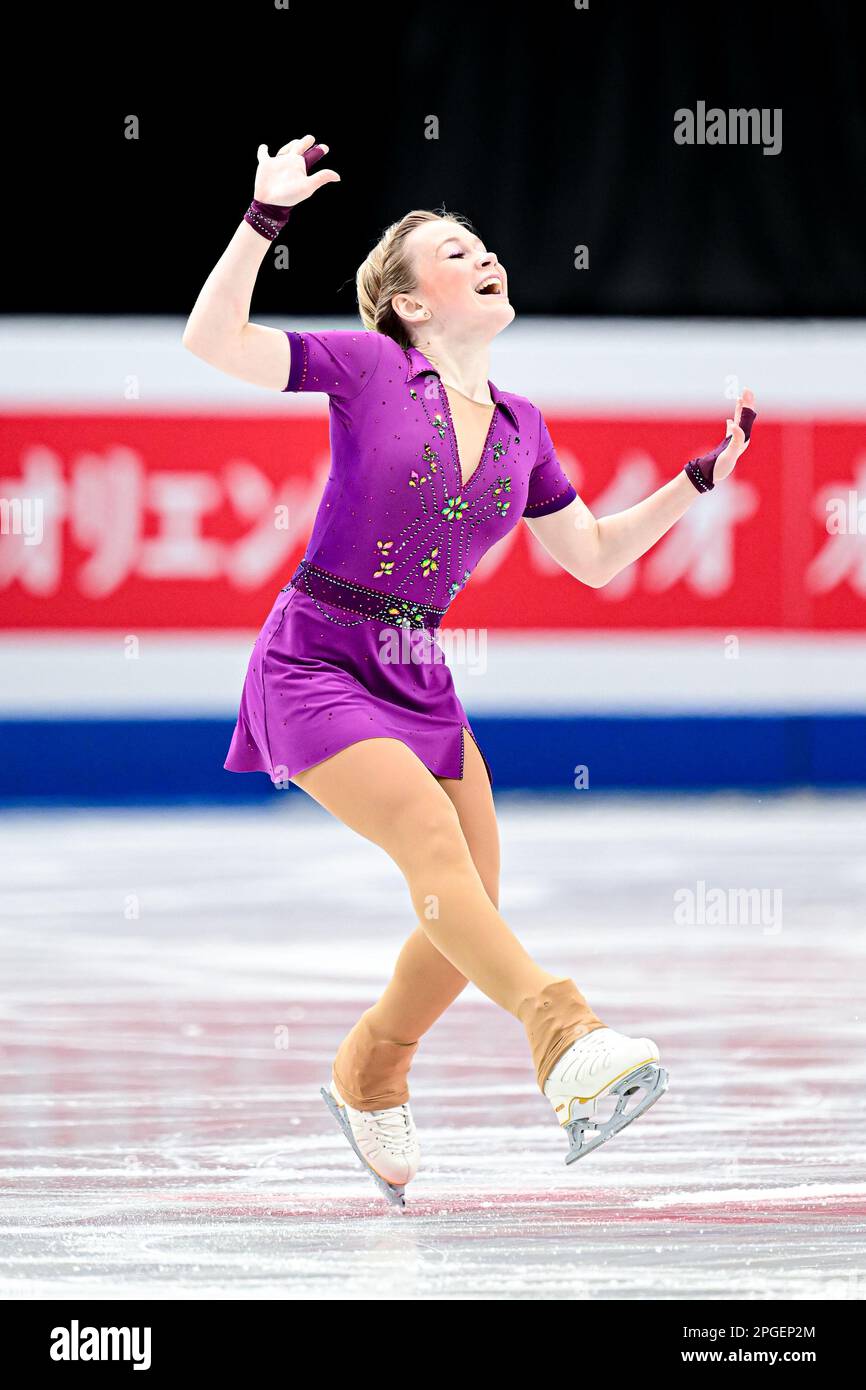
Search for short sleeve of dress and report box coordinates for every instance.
[282,329,384,401]
[522,410,578,518]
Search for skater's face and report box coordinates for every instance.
[396,219,515,343]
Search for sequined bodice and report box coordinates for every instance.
[281,328,577,616]
[368,375,518,607]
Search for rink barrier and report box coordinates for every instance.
[1,713,865,803]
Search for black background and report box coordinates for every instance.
[7,0,865,317]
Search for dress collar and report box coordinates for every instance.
[403,344,521,430]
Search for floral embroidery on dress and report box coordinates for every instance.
[373,539,394,578]
[384,598,426,629]
[408,443,440,490]
[493,475,512,514]
[448,568,472,599]
[420,546,439,578]
[441,495,468,521]
[394,368,517,609]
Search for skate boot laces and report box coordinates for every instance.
[355,1103,417,1156]
[331,1081,421,1172]
[321,1082,418,1207]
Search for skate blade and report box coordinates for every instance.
[563,1062,669,1165]
[320,1085,407,1210]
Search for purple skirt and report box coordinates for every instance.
[224,585,493,788]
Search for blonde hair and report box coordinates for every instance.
[356,207,476,350]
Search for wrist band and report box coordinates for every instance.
[244,199,293,241]
[684,406,757,492]
[243,142,328,241]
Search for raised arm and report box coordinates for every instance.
[181,135,340,391]
[525,391,757,587]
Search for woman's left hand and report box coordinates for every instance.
[711,388,757,483]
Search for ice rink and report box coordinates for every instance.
[1,793,864,1301]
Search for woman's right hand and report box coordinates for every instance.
[253,134,340,208]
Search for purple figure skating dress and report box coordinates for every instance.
[223,329,577,788]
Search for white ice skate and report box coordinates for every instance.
[543,1026,668,1164]
[320,1077,421,1209]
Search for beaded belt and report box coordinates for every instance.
[283,559,449,631]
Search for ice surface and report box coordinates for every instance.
[0,793,864,1300]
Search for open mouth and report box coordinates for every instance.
[475,275,504,296]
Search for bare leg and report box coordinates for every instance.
[291,734,606,1107]
[357,728,500,1045]
[292,734,552,1009]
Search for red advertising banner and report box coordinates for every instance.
[1,413,864,629]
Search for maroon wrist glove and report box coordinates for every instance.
[684,406,757,493]
[244,199,293,241]
[243,143,328,241]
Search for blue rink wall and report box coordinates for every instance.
[2,712,866,805]
[2,319,865,806]
[3,630,866,804]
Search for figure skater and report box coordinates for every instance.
[183,135,756,1207]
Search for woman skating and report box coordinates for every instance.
[183,135,755,1207]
